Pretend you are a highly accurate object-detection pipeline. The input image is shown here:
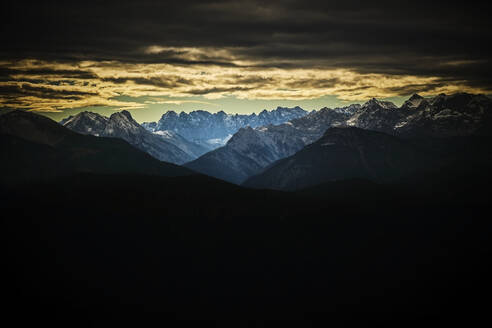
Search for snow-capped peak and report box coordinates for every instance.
[364,98,397,110]
[110,110,134,123]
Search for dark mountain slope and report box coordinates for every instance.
[185,107,352,184]
[152,129,209,158]
[1,117,491,326]
[62,110,194,164]
[0,108,78,145]
[2,103,492,327]
[180,93,492,185]
[0,110,193,183]
[243,127,440,190]
[2,169,492,327]
[0,134,73,182]
[185,146,264,184]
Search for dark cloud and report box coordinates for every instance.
[1,0,491,94]
[188,86,254,95]
[0,83,98,99]
[0,67,98,79]
[217,75,277,87]
[336,86,372,93]
[101,76,195,88]
[285,78,341,89]
[385,83,448,95]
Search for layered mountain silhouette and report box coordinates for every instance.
[61,110,201,164]
[243,127,438,190]
[142,106,308,150]
[188,93,492,184]
[185,107,353,183]
[2,94,492,327]
[48,93,492,186]
[347,93,492,137]
[0,110,193,183]
[3,92,491,188]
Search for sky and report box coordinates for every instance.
[1,0,491,123]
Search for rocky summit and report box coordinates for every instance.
[142,106,308,151]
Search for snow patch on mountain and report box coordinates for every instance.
[61,111,195,164]
[142,106,308,152]
[186,94,492,184]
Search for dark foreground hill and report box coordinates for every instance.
[0,110,193,183]
[243,127,492,190]
[1,168,491,327]
[243,127,434,190]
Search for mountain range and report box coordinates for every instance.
[0,110,192,183]
[347,93,492,137]
[61,106,309,165]
[6,92,490,188]
[2,93,492,326]
[185,108,352,183]
[142,106,308,150]
[60,110,200,164]
[188,93,492,184]
[243,127,439,190]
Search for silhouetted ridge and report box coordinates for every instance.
[0,110,193,183]
[0,110,76,146]
[243,127,439,190]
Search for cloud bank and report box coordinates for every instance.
[1,1,491,112]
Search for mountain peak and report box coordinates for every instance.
[110,110,134,123]
[226,126,257,144]
[161,111,178,120]
[61,111,108,130]
[120,110,133,120]
[223,126,269,154]
[403,94,425,108]
[332,103,361,115]
[365,98,380,106]
[364,98,397,109]
[409,93,423,101]
[274,105,304,112]
[149,107,308,152]
[76,111,104,119]
[0,109,75,146]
